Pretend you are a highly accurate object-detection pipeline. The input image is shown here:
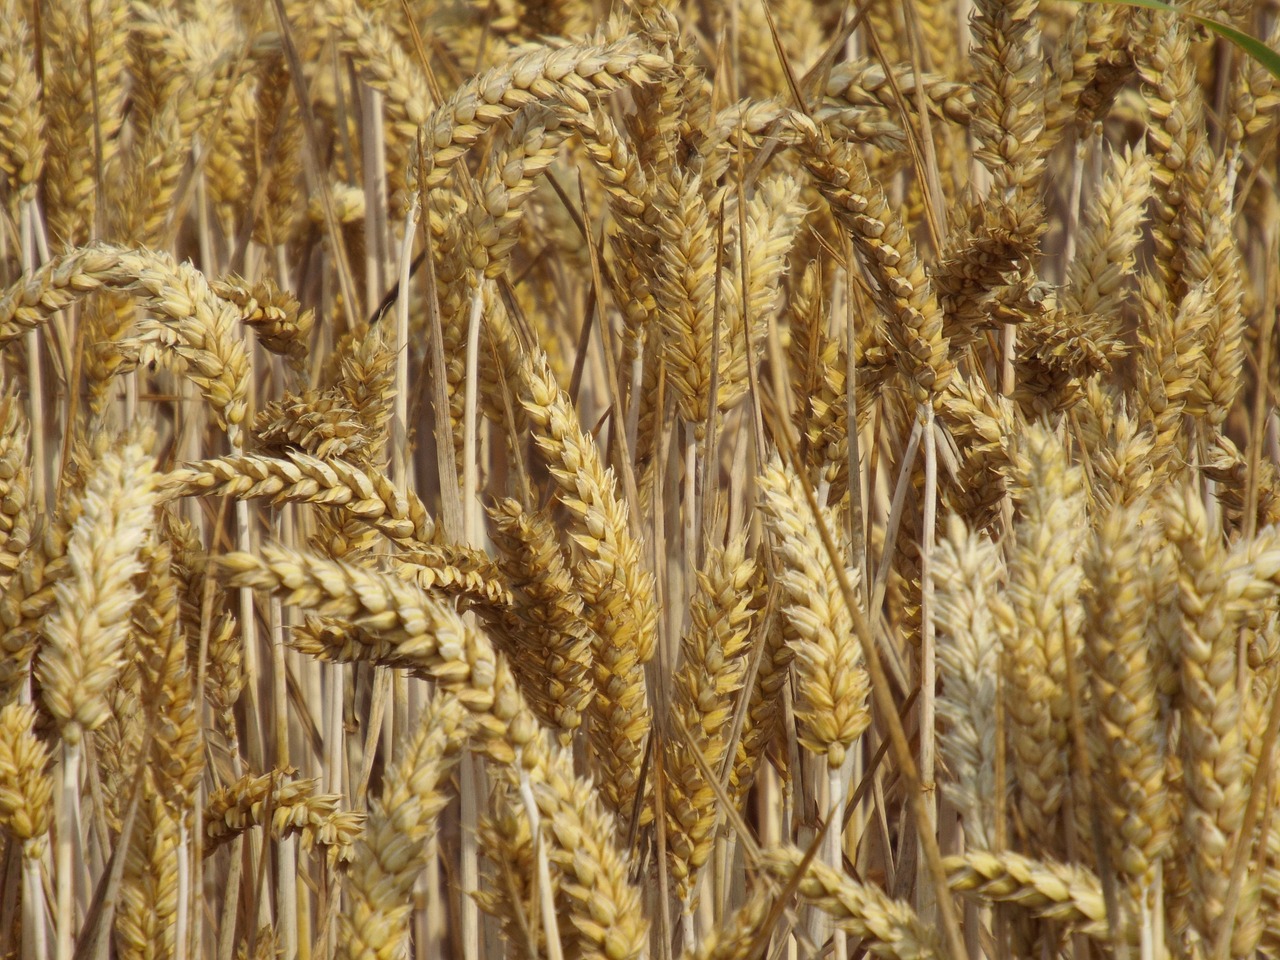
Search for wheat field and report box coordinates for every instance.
[0,0,1279,959]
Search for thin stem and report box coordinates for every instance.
[918,402,938,923]
[23,849,48,960]
[19,201,46,511]
[518,764,565,960]
[55,741,81,960]
[394,203,420,493]
[829,762,850,960]
[175,822,190,960]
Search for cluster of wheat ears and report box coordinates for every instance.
[3,0,1280,958]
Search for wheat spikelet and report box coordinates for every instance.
[1136,278,1212,479]
[0,521,69,707]
[824,59,972,127]
[42,0,128,244]
[37,441,157,745]
[116,790,181,960]
[653,169,719,432]
[127,0,245,146]
[1138,19,1213,296]
[0,392,32,591]
[720,175,807,412]
[107,102,186,248]
[1061,143,1150,324]
[570,107,659,371]
[796,122,952,403]
[1183,157,1246,428]
[205,77,255,231]
[934,515,1008,852]
[788,262,852,503]
[969,0,1046,193]
[212,275,314,365]
[625,5,707,171]
[412,22,669,191]
[1162,487,1253,951]
[341,693,470,960]
[475,786,544,960]
[1205,433,1280,532]
[254,388,369,461]
[1042,5,1131,142]
[1083,389,1157,517]
[762,847,939,960]
[1227,18,1280,148]
[937,377,1015,531]
[129,538,204,802]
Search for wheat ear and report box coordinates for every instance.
[516,349,657,827]
[665,534,759,904]
[0,244,251,445]
[944,850,1114,939]
[933,514,1008,852]
[204,771,364,870]
[0,701,50,960]
[762,847,940,960]
[159,453,438,548]
[758,456,870,770]
[1002,422,1087,857]
[341,693,470,960]
[486,498,596,744]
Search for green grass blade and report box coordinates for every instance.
[1079,0,1280,82]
